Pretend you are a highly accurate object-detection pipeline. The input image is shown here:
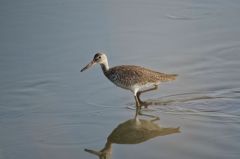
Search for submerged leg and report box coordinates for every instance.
[134,95,141,119]
[136,85,158,107]
[134,93,160,120]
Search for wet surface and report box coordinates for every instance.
[0,0,240,159]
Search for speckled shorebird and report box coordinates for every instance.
[81,53,177,115]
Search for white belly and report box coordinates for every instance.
[130,82,160,96]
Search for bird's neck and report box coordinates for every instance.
[100,141,112,159]
[100,60,109,74]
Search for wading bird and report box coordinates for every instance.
[81,53,177,117]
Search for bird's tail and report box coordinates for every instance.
[169,74,178,80]
[161,74,178,82]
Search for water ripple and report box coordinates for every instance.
[127,90,240,119]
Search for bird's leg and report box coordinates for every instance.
[134,95,141,119]
[136,85,158,107]
[134,85,160,120]
[134,92,160,120]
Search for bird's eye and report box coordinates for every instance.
[99,56,101,59]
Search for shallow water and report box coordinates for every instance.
[0,0,240,159]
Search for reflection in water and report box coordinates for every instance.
[85,116,180,159]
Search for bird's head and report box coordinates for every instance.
[81,53,108,72]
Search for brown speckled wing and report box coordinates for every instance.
[105,65,177,87]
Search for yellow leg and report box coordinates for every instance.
[134,95,141,119]
[136,85,158,107]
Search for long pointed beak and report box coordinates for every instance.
[84,149,101,156]
[80,60,95,72]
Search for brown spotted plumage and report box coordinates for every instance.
[105,65,177,89]
[81,53,177,116]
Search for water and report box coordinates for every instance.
[0,0,240,159]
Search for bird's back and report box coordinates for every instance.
[105,65,177,88]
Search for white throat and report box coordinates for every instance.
[100,59,109,73]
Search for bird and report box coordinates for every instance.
[81,53,177,116]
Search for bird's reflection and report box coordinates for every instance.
[85,116,180,159]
